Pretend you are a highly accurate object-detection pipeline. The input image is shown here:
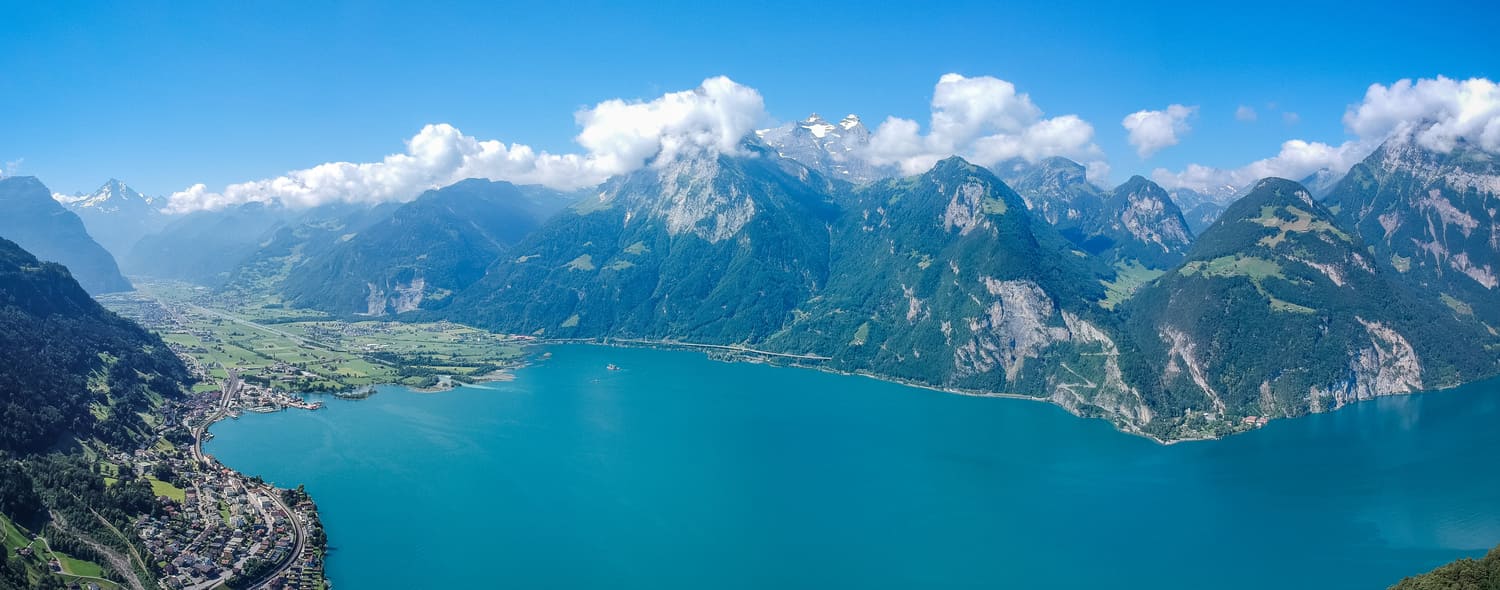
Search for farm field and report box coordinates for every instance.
[99,281,530,393]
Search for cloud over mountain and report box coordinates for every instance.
[862,74,1106,180]
[166,74,1115,213]
[165,77,767,213]
[1344,76,1500,153]
[1154,76,1500,194]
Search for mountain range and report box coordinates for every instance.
[21,123,1500,441]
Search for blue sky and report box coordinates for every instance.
[1,0,1496,197]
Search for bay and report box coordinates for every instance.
[206,344,1500,589]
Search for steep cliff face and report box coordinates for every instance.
[764,158,1151,430]
[1327,133,1500,326]
[1121,178,1496,439]
[1096,176,1195,268]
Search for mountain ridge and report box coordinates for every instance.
[0,176,133,294]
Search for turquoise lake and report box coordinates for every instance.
[206,344,1500,589]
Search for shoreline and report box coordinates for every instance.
[526,337,1467,446]
[278,335,1472,447]
[533,336,1195,444]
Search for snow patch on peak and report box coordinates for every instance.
[801,113,835,138]
[63,179,156,212]
[757,112,889,183]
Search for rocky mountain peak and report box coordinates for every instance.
[59,178,156,213]
[1104,175,1193,260]
[756,112,890,184]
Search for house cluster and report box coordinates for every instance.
[233,377,323,413]
[263,536,325,590]
[128,446,322,590]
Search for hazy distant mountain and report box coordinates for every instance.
[756,113,892,184]
[0,176,132,294]
[57,179,167,258]
[280,179,572,315]
[125,201,289,284]
[222,201,401,297]
[998,157,1108,227]
[1298,168,1345,199]
[1121,178,1494,438]
[1003,158,1193,269]
[1167,186,1243,234]
[1178,200,1228,235]
[1326,133,1500,327]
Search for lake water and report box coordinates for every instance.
[206,344,1500,589]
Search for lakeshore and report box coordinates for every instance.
[208,344,1500,590]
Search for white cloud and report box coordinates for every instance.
[1152,138,1370,195]
[1,158,21,176]
[861,73,1105,177]
[1154,76,1500,196]
[1282,112,1300,125]
[165,76,767,214]
[573,76,766,177]
[1344,76,1500,153]
[1121,104,1196,158]
[1235,105,1257,122]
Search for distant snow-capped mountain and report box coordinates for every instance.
[55,178,157,213]
[756,113,893,184]
[55,179,167,259]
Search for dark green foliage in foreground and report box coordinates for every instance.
[0,239,197,589]
[1390,545,1500,590]
[0,237,191,454]
[0,452,164,589]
